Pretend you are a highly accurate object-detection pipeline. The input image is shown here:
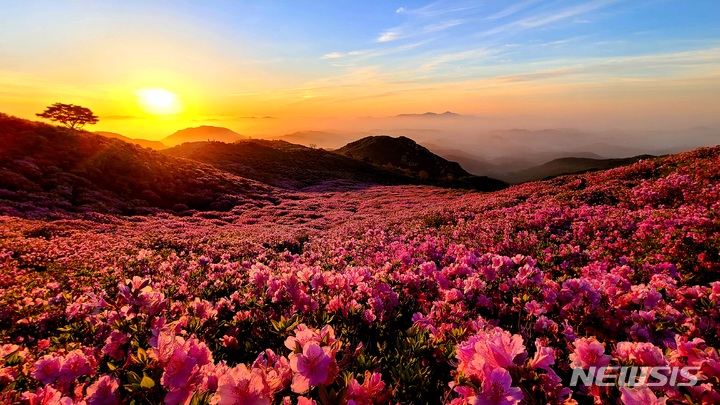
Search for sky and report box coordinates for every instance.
[1,0,720,139]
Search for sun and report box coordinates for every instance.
[135,88,183,115]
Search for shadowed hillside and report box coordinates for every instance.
[336,135,507,191]
[0,114,273,217]
[507,155,657,184]
[95,131,167,150]
[161,139,415,189]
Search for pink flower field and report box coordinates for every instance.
[1,146,719,404]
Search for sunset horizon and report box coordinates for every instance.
[2,1,720,139]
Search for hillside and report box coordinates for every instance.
[161,125,246,146]
[95,131,167,150]
[336,135,507,190]
[0,114,273,217]
[161,139,415,189]
[507,155,656,183]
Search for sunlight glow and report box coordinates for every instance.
[135,88,183,115]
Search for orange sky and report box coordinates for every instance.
[2,1,720,140]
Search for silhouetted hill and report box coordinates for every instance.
[161,139,415,189]
[336,135,507,191]
[161,126,245,146]
[508,155,656,184]
[95,131,167,150]
[0,114,273,217]
[396,111,462,118]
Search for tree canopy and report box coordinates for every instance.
[36,103,98,129]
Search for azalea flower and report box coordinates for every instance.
[85,374,121,405]
[569,337,611,369]
[289,343,333,393]
[31,354,62,384]
[619,386,667,405]
[615,342,667,367]
[211,364,271,405]
[347,371,387,404]
[470,368,523,405]
[22,386,73,405]
[59,349,94,382]
[456,327,526,380]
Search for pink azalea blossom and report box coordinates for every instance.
[529,339,555,371]
[101,330,130,360]
[59,349,94,382]
[620,386,667,405]
[85,374,120,405]
[289,343,333,393]
[161,346,197,389]
[470,368,523,405]
[22,385,73,405]
[615,342,667,367]
[31,354,62,384]
[569,337,611,369]
[456,328,527,380]
[211,364,271,405]
[347,371,387,405]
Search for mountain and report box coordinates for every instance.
[396,111,463,118]
[95,131,167,150]
[0,113,273,217]
[161,126,246,146]
[161,139,414,189]
[336,135,470,178]
[335,135,507,191]
[507,155,656,184]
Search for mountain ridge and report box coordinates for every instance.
[336,135,507,191]
[161,125,246,146]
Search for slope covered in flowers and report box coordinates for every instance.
[1,146,719,404]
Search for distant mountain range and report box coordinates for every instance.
[161,126,246,146]
[396,111,463,118]
[91,124,657,185]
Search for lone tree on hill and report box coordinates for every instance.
[36,103,98,129]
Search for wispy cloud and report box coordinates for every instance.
[480,0,619,37]
[420,49,496,71]
[321,52,344,59]
[487,0,540,20]
[377,31,400,42]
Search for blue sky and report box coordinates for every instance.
[1,0,720,135]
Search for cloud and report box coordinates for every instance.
[321,41,431,63]
[423,19,465,33]
[377,31,400,42]
[420,49,495,71]
[322,52,344,59]
[487,0,539,20]
[516,0,617,29]
[396,7,406,14]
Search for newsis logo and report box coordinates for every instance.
[570,366,701,387]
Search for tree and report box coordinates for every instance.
[36,103,98,129]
